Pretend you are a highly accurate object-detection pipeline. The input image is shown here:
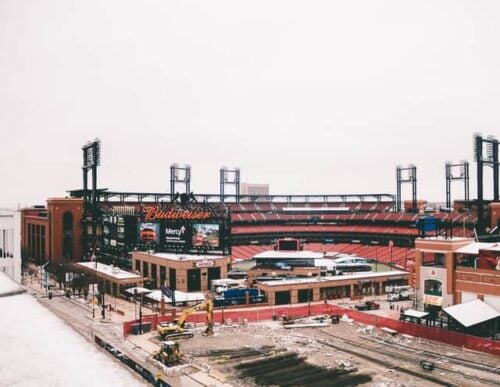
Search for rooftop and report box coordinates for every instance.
[258,270,408,286]
[253,250,324,260]
[76,262,142,280]
[403,309,429,319]
[455,242,500,255]
[143,252,228,262]
[443,300,500,328]
[417,236,473,242]
[0,272,141,386]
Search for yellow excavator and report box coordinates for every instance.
[157,298,214,340]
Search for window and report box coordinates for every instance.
[422,252,445,267]
[62,212,73,260]
[424,279,442,296]
[435,253,445,267]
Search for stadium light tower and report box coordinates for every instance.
[445,160,470,210]
[170,164,191,202]
[82,139,101,260]
[396,165,417,213]
[220,167,240,203]
[474,133,499,233]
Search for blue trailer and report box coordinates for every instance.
[213,288,265,307]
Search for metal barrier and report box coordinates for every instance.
[123,303,500,356]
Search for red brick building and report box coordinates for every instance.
[21,198,84,264]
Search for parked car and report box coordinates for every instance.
[354,300,380,311]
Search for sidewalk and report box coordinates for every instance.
[22,275,220,386]
[23,274,144,324]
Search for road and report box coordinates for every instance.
[23,280,208,387]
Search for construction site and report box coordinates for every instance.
[11,267,499,387]
[122,302,500,387]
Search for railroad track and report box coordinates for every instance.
[318,330,499,386]
[361,335,500,376]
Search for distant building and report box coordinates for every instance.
[0,211,21,282]
[132,251,230,292]
[414,237,500,312]
[21,198,84,265]
[241,183,269,197]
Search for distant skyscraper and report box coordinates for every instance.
[240,183,270,197]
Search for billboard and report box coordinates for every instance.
[137,222,160,243]
[192,223,219,248]
[164,224,188,245]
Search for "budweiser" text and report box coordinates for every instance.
[144,206,211,221]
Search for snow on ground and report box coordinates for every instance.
[0,273,144,387]
[0,270,23,294]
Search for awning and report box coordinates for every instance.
[455,242,499,255]
[145,290,205,304]
[423,294,442,306]
[443,300,500,328]
[403,309,429,319]
[124,287,152,295]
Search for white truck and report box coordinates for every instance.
[387,286,410,301]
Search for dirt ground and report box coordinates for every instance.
[130,314,500,387]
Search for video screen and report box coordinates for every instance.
[192,223,219,248]
[137,222,160,243]
[164,223,188,245]
[278,239,299,251]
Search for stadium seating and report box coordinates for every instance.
[228,200,476,265]
[231,242,416,269]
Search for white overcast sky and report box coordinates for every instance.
[1,0,499,208]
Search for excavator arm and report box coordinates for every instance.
[158,298,214,339]
[177,299,212,327]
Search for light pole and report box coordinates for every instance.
[307,272,312,316]
[101,279,106,320]
[134,288,138,320]
[389,240,394,270]
[139,293,143,334]
[308,289,312,316]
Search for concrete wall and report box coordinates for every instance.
[489,202,500,229]
[0,211,21,283]
[132,251,230,292]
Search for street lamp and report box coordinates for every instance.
[389,240,394,271]
[307,272,312,316]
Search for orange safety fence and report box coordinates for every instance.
[123,303,500,356]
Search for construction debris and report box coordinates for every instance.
[283,321,330,329]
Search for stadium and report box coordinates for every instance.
[20,134,499,310]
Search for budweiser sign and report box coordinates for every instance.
[144,206,211,221]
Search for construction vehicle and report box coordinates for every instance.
[420,359,435,371]
[157,299,214,340]
[213,288,265,307]
[152,341,182,366]
[387,287,410,301]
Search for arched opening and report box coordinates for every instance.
[62,212,73,260]
[424,279,442,296]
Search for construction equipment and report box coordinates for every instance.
[152,341,182,366]
[420,359,435,371]
[157,299,214,340]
